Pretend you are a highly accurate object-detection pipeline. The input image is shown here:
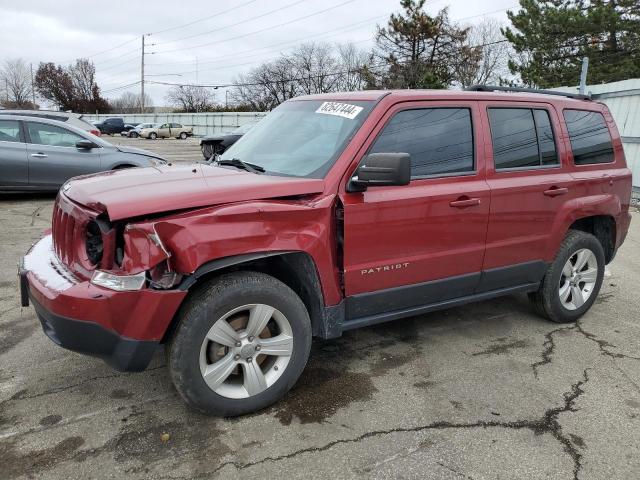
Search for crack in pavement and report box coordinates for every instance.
[436,461,477,479]
[531,319,640,378]
[30,206,45,226]
[191,370,590,480]
[531,325,575,378]
[7,365,166,401]
[574,322,640,361]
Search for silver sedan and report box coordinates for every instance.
[0,115,167,192]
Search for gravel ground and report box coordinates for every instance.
[0,143,639,479]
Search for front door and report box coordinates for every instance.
[341,101,490,319]
[25,121,103,189]
[0,119,28,188]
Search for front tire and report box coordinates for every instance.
[149,132,157,140]
[167,271,312,416]
[529,230,605,323]
[179,132,187,140]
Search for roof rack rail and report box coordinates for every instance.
[465,84,591,101]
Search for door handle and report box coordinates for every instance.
[449,197,481,208]
[30,153,47,158]
[543,187,568,197]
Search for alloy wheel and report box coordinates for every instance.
[558,248,598,310]
[199,304,293,399]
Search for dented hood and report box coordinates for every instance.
[63,164,325,220]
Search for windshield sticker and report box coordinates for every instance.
[315,102,363,119]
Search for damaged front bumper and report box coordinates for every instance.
[20,235,187,372]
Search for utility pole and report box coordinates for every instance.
[579,56,589,96]
[141,34,145,113]
[30,63,36,108]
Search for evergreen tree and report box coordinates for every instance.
[504,0,640,87]
[368,0,479,89]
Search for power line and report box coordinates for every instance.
[152,0,357,54]
[153,0,310,46]
[151,0,259,36]
[59,37,139,64]
[102,81,141,94]
[146,14,386,68]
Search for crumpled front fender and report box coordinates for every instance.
[121,224,171,274]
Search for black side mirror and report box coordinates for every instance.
[76,139,98,150]
[348,153,411,192]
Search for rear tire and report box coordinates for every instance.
[167,271,312,416]
[529,230,605,323]
[130,131,139,138]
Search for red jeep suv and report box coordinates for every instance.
[20,86,632,416]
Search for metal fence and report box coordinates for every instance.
[85,112,267,137]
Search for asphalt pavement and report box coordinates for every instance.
[0,141,639,479]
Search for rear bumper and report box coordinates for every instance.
[21,235,187,371]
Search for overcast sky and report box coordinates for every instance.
[0,0,514,106]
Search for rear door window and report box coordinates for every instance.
[0,120,22,143]
[488,108,558,170]
[563,110,614,165]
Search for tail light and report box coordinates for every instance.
[90,129,101,136]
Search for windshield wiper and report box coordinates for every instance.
[216,157,264,174]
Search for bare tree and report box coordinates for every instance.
[231,41,370,110]
[336,43,370,91]
[109,91,153,113]
[166,85,215,112]
[455,18,511,88]
[0,58,34,108]
[290,42,340,94]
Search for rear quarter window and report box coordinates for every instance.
[563,109,614,165]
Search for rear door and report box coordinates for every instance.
[25,121,103,189]
[171,123,182,137]
[479,102,574,291]
[341,100,490,319]
[0,119,28,188]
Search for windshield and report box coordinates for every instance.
[231,122,258,135]
[219,99,373,178]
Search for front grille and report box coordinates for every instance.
[51,193,97,279]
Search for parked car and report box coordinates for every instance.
[119,123,140,135]
[0,115,166,191]
[122,123,155,138]
[0,109,101,136]
[200,122,258,159]
[21,87,632,416]
[94,117,126,135]
[140,122,193,140]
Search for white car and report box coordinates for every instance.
[122,123,157,138]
